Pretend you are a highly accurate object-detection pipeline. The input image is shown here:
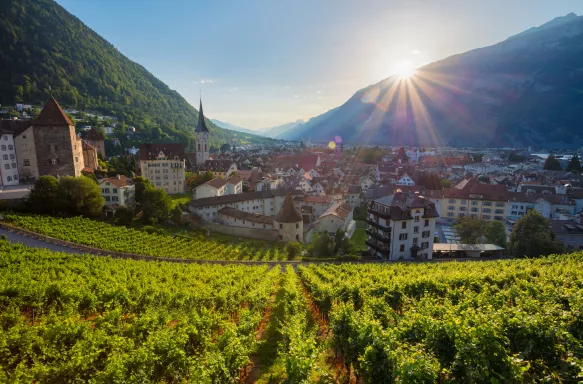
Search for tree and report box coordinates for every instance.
[453,216,485,244]
[220,143,231,152]
[171,204,184,225]
[567,154,582,172]
[115,206,135,226]
[544,155,562,171]
[58,176,105,217]
[484,220,507,247]
[478,175,490,183]
[285,242,302,260]
[27,175,59,214]
[509,210,563,258]
[440,179,453,188]
[133,176,154,206]
[141,188,171,224]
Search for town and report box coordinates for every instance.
[1,95,580,261]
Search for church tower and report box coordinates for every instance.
[194,98,210,165]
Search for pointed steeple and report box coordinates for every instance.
[33,97,73,126]
[275,193,303,223]
[195,98,209,132]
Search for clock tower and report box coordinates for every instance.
[194,98,210,165]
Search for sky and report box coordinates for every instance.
[57,0,583,130]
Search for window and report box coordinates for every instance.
[482,208,491,213]
[495,209,504,214]
[8,145,12,150]
[104,188,110,193]
[494,216,504,221]
[448,199,456,203]
[296,223,299,229]
[112,196,118,201]
[2,135,6,141]
[483,215,491,220]
[421,241,429,249]
[5,164,11,170]
[9,154,14,159]
[105,196,111,202]
[399,233,408,240]
[414,216,420,222]
[401,222,406,229]
[296,234,300,241]
[279,224,283,229]
[424,219,429,227]
[422,230,430,238]
[495,202,505,207]
[413,226,419,233]
[50,159,57,165]
[0,145,5,151]
[7,176,11,182]
[75,157,78,163]
[279,235,283,240]
[459,206,466,211]
[23,159,30,166]
[471,201,478,206]
[471,207,478,213]
[399,244,405,252]
[2,155,7,160]
[13,175,18,180]
[483,202,492,206]
[448,205,455,211]
[112,188,118,193]
[11,163,16,168]
[413,237,418,245]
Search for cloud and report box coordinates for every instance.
[411,49,422,55]
[283,85,291,89]
[200,79,214,84]
[229,87,238,92]
[316,90,322,94]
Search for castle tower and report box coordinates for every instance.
[194,98,210,165]
[274,193,303,242]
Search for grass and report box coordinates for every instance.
[350,220,367,251]
[169,193,191,208]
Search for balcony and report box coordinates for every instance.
[366,228,390,243]
[367,207,391,220]
[366,240,390,257]
[366,218,386,230]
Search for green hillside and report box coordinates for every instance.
[0,0,271,148]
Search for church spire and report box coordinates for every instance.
[195,98,209,132]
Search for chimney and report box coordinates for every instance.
[117,174,121,179]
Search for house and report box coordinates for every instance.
[442,177,508,222]
[199,159,237,178]
[345,185,362,207]
[396,173,415,186]
[508,191,576,220]
[139,143,186,194]
[300,195,335,223]
[82,141,99,170]
[359,174,375,190]
[550,220,583,251]
[226,175,243,195]
[310,202,355,240]
[194,177,228,200]
[0,122,26,185]
[86,128,106,158]
[367,190,439,260]
[98,175,135,206]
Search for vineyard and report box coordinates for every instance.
[2,229,583,382]
[299,258,583,382]
[1,213,290,261]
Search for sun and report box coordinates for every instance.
[393,60,416,79]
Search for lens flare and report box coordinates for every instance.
[334,135,342,143]
[328,141,336,149]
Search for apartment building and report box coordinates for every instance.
[98,175,135,206]
[442,177,508,222]
[366,190,439,260]
[0,131,20,185]
[139,143,185,194]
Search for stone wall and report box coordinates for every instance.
[206,223,279,241]
[33,124,82,177]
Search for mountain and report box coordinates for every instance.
[210,119,265,136]
[280,13,583,148]
[261,119,306,138]
[0,0,271,148]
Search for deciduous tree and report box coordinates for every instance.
[484,220,507,248]
[509,210,563,257]
[453,216,485,244]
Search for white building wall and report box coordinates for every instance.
[14,126,38,181]
[0,133,19,185]
[140,159,185,194]
[219,213,274,230]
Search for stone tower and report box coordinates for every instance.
[194,98,210,165]
[32,97,83,178]
[274,193,304,242]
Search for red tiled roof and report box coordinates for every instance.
[0,120,31,135]
[206,178,229,189]
[139,143,185,161]
[444,177,508,201]
[33,97,73,126]
[87,127,105,141]
[304,195,334,204]
[99,175,132,188]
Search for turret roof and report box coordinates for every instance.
[33,97,73,126]
[195,99,209,132]
[274,193,303,223]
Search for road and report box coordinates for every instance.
[0,227,88,255]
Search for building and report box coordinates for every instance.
[98,175,135,206]
[550,220,583,251]
[85,128,105,157]
[345,185,362,207]
[0,128,21,185]
[82,141,99,170]
[199,159,237,178]
[218,206,274,230]
[274,194,304,242]
[367,191,439,260]
[226,175,243,195]
[194,99,210,165]
[15,97,84,179]
[139,143,186,194]
[300,195,335,223]
[442,177,508,222]
[194,177,228,200]
[311,202,355,239]
[396,173,415,186]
